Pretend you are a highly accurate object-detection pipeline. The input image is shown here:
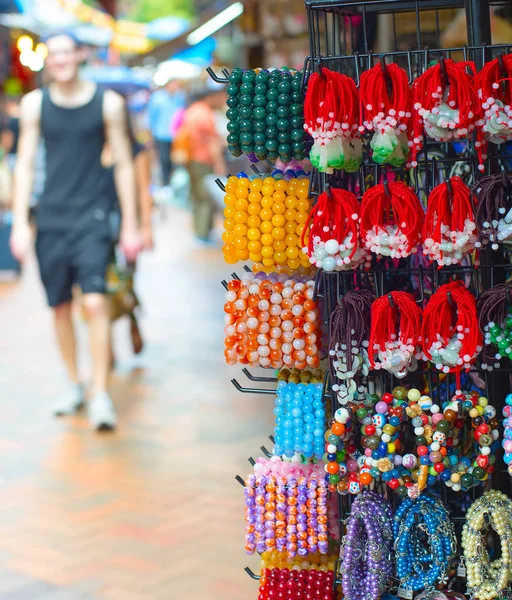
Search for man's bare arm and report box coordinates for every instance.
[103,90,140,260]
[10,90,42,262]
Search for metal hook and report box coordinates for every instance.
[215,178,226,192]
[388,292,396,308]
[261,446,273,458]
[251,164,263,176]
[380,55,393,98]
[242,368,277,383]
[206,66,229,84]
[221,280,228,290]
[353,51,361,87]
[506,286,512,305]
[446,290,455,308]
[231,379,276,395]
[445,177,453,199]
[383,180,391,197]
[248,457,256,466]
[244,567,261,581]
[439,57,450,89]
[235,475,245,487]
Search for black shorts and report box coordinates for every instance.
[36,227,112,308]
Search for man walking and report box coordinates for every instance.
[148,78,185,188]
[10,32,140,431]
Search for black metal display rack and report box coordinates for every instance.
[215,0,512,595]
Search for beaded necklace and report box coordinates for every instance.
[473,172,512,249]
[360,181,424,259]
[422,177,477,267]
[359,61,412,167]
[369,291,422,378]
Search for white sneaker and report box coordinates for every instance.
[88,392,117,431]
[54,384,85,416]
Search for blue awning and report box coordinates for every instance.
[0,0,22,13]
[173,37,216,67]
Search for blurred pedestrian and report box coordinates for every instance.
[148,78,186,189]
[180,83,227,246]
[10,31,140,431]
[101,111,153,365]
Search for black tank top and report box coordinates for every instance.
[38,86,113,232]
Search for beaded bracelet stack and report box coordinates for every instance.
[226,68,307,163]
[244,460,337,558]
[273,380,326,460]
[502,392,512,474]
[258,565,336,600]
[223,275,321,369]
[394,495,456,592]
[462,489,512,600]
[340,491,394,600]
[222,172,312,272]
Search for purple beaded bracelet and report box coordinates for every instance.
[340,491,394,600]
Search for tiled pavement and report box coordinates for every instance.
[0,210,270,599]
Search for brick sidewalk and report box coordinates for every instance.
[0,211,269,599]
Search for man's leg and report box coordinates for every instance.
[82,292,117,431]
[53,300,85,415]
[36,232,85,416]
[82,293,110,395]
[54,301,79,383]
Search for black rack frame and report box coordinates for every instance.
[212,0,512,594]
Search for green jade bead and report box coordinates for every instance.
[267,88,279,101]
[278,132,290,144]
[227,84,239,96]
[277,118,290,131]
[242,70,256,83]
[239,94,253,107]
[239,132,253,145]
[266,113,278,126]
[265,139,278,152]
[291,129,304,141]
[228,145,242,157]
[329,474,340,484]
[253,132,266,145]
[254,94,267,107]
[226,108,239,120]
[278,93,290,105]
[254,145,266,157]
[472,466,486,480]
[436,420,450,433]
[267,100,278,113]
[460,473,475,488]
[278,143,292,156]
[227,121,240,133]
[266,126,278,139]
[239,106,253,119]
[254,83,267,95]
[356,408,368,420]
[253,107,266,120]
[241,145,254,154]
[227,133,239,145]
[239,119,252,132]
[228,68,243,83]
[226,96,239,108]
[276,105,289,118]
[255,70,269,84]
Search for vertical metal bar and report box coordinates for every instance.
[465,0,491,66]
[415,2,421,49]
